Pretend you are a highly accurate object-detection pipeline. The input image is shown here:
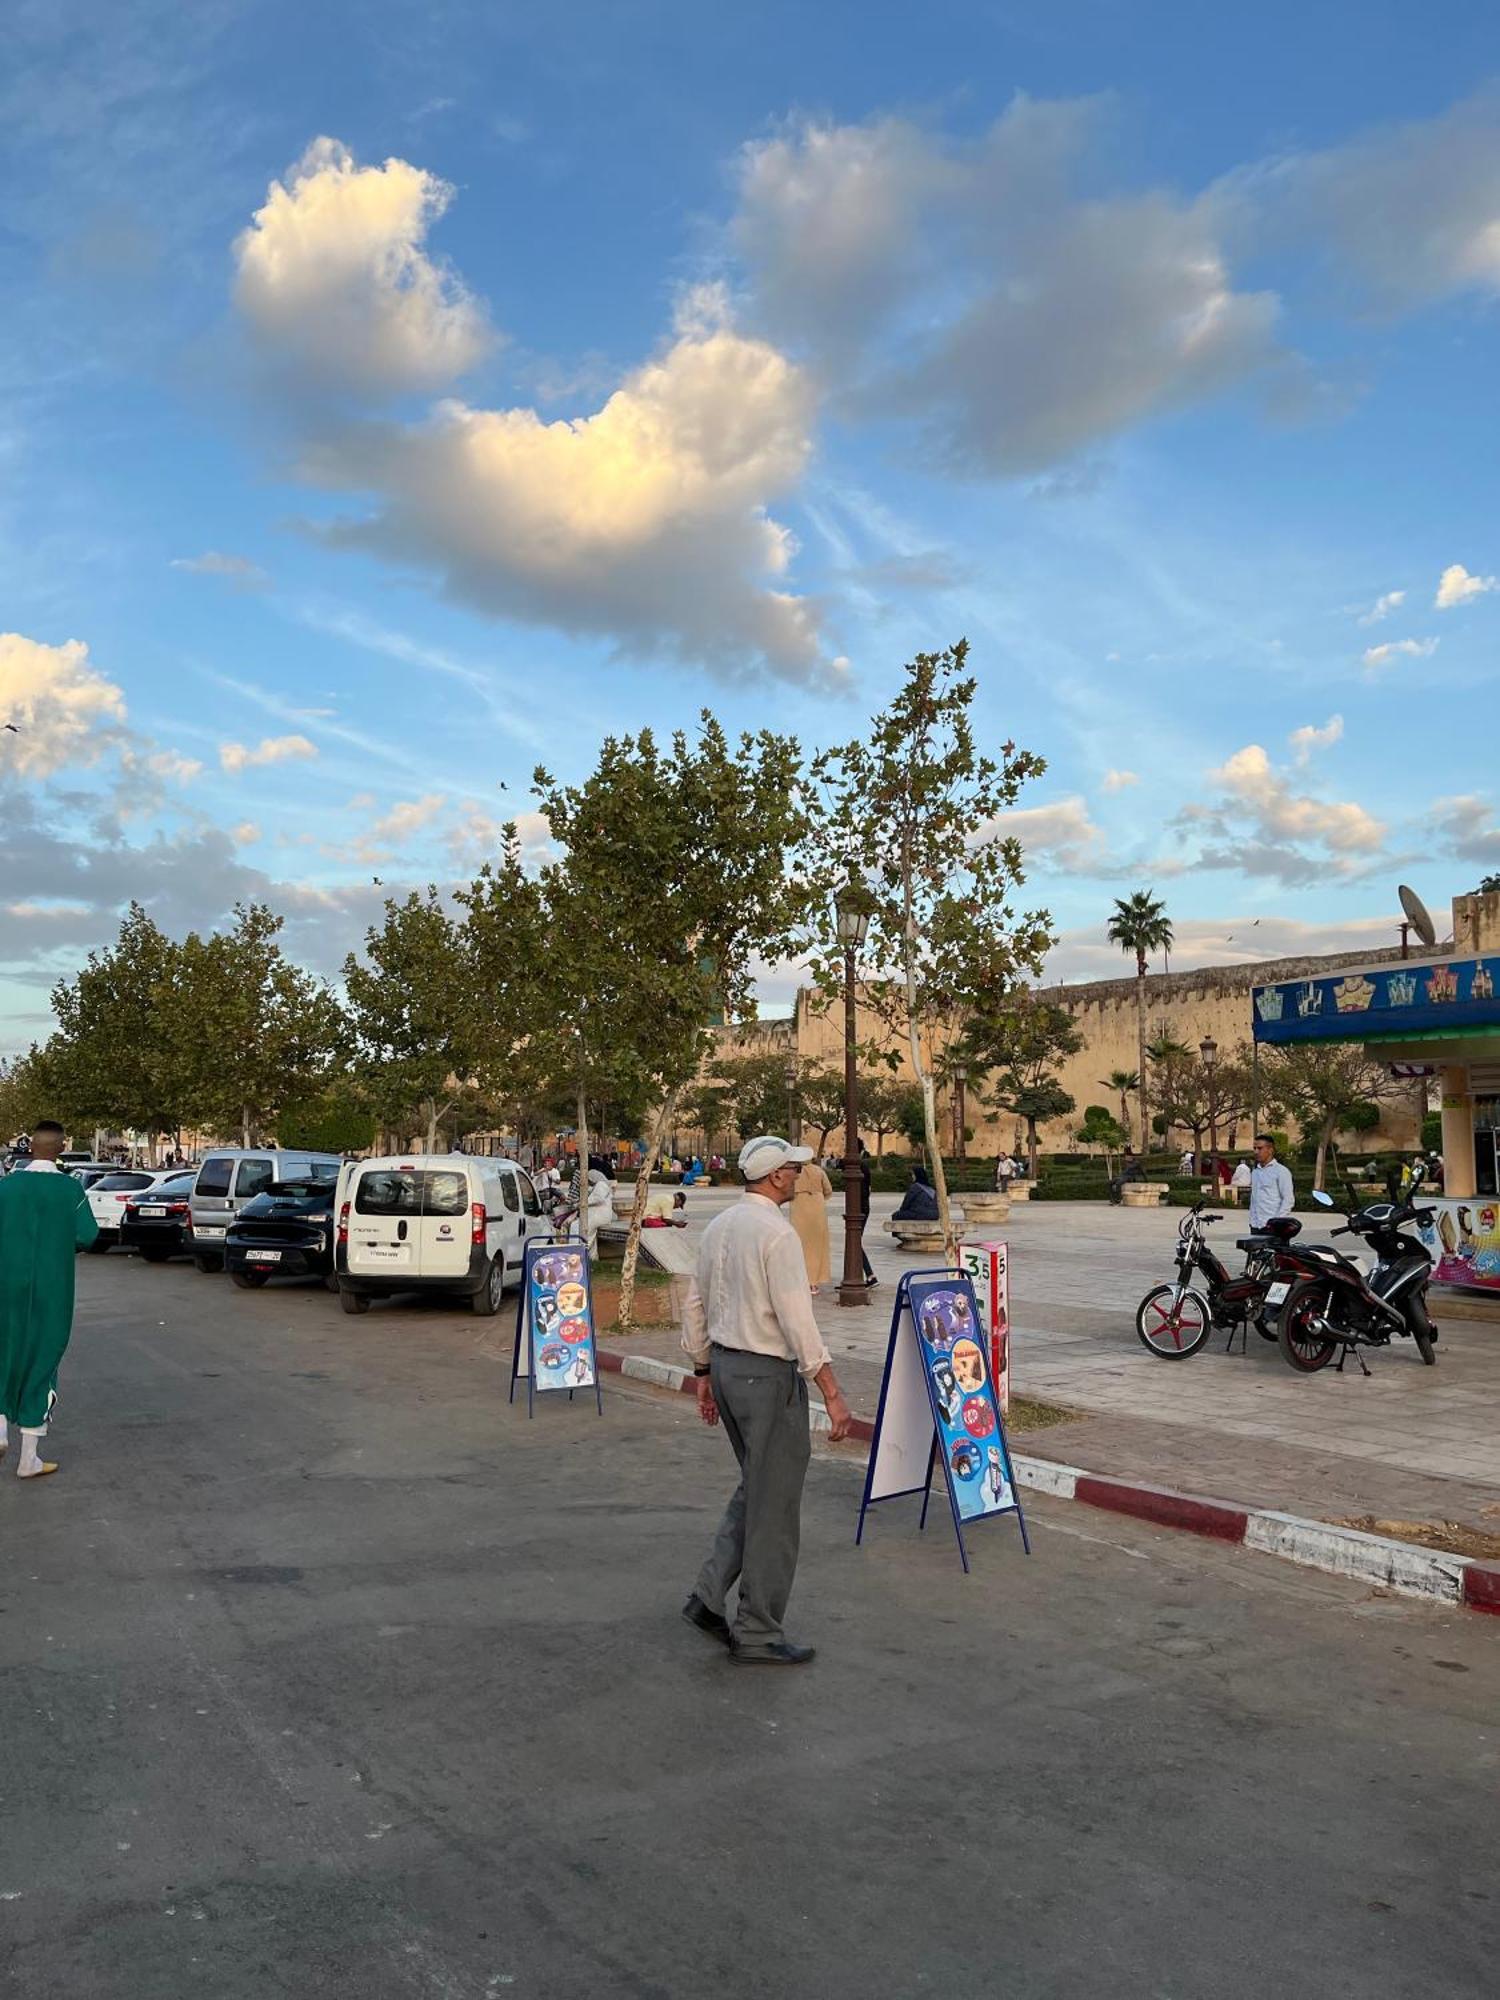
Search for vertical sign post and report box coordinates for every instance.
[960,1240,1010,1414]
[510,1237,604,1418]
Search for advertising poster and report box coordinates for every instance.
[908,1276,1015,1522]
[511,1241,602,1415]
[1419,1198,1500,1293]
[959,1240,1010,1412]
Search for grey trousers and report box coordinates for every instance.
[694,1347,812,1645]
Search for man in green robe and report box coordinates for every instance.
[0,1120,98,1479]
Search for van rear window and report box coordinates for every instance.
[355,1170,469,1217]
[197,1158,233,1196]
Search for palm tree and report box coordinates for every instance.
[1107,892,1174,1161]
[1100,1069,1139,1145]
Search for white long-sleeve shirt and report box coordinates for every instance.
[681,1192,831,1381]
[1249,1158,1295,1229]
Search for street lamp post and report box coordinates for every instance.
[1199,1035,1219,1164]
[836,885,871,1308]
[784,1058,799,1145]
[951,1061,968,1162]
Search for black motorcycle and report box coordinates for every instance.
[1265,1186,1438,1373]
[1135,1201,1302,1358]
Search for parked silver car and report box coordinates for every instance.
[189,1148,341,1272]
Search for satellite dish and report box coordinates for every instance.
[1398,884,1437,950]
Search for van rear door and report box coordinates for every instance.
[348,1165,425,1278]
[412,1166,473,1281]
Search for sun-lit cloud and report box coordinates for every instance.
[234,136,490,396]
[0,632,129,777]
[979,794,1105,871]
[230,821,261,846]
[1435,562,1496,610]
[218,733,319,773]
[370,793,446,843]
[1100,768,1139,793]
[1356,588,1404,625]
[1362,636,1437,669]
[1207,742,1384,853]
[1287,714,1343,765]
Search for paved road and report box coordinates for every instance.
[3,1257,1495,1998]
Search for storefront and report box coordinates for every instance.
[1252,929,1500,1298]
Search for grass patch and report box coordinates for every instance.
[1004,1394,1077,1432]
[1333,1514,1500,1562]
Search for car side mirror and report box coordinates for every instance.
[1311,1189,1335,1209]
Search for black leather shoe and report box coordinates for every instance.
[729,1639,816,1666]
[682,1594,732,1645]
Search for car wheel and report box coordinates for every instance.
[471,1255,506,1317]
[231,1269,268,1289]
[193,1253,224,1274]
[340,1287,370,1315]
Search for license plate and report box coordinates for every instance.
[1264,1281,1289,1305]
[360,1245,410,1263]
[248,1250,282,1263]
[139,1205,167,1217]
[195,1225,226,1239]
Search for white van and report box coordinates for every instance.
[335,1155,547,1317]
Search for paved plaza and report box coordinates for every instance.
[2,1258,1495,1997]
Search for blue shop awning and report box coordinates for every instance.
[1253,954,1500,1046]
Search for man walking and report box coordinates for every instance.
[682,1135,853,1666]
[1248,1133,1295,1231]
[0,1121,99,1479]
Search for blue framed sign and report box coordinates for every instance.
[509,1238,603,1419]
[1252,955,1500,1045]
[856,1270,1029,1573]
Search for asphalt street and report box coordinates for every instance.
[2,1257,1496,1999]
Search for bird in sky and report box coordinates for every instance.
[3,722,19,734]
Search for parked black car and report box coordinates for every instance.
[119,1172,198,1262]
[225,1178,339,1288]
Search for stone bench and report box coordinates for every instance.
[1121,1181,1171,1208]
[886,1217,946,1252]
[959,1192,1011,1229]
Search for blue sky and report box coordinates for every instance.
[4,0,1500,1052]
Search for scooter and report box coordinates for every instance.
[1135,1202,1302,1358]
[1264,1185,1438,1373]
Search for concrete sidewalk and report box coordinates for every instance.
[632,1190,1500,1540]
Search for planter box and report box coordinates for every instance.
[961,1193,1011,1227]
[1006,1182,1033,1201]
[1121,1182,1170,1208]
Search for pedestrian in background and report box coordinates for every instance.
[681,1135,852,1666]
[0,1120,99,1479]
[1248,1134,1295,1229]
[788,1157,833,1293]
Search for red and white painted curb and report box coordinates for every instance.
[597,1347,1500,1617]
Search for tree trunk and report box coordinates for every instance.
[1136,963,1149,1164]
[1118,1089,1131,1144]
[424,1097,438,1155]
[1314,1116,1335,1191]
[574,1080,591,1246]
[617,1084,681,1333]
[242,1106,252,1149]
[1026,1116,1039,1179]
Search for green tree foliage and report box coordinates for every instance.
[275,1084,376,1155]
[1261,1043,1394,1189]
[48,902,183,1140]
[1106,891,1173,1158]
[803,642,1053,1259]
[1151,1042,1255,1158]
[1100,1068,1139,1145]
[966,993,1081,1177]
[534,717,813,1326]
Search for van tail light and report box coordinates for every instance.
[338,1201,350,1247]
[471,1202,487,1245]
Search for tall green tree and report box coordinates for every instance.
[968,993,1083,1176]
[803,642,1053,1260]
[175,903,344,1146]
[1106,891,1173,1159]
[1100,1068,1140,1146]
[533,717,813,1328]
[1262,1044,1393,1190]
[48,902,183,1147]
[1151,1043,1254,1161]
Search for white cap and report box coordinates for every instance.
[738,1134,814,1181]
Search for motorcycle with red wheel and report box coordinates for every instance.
[1264,1186,1438,1374]
[1135,1202,1301,1358]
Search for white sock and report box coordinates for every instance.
[17,1429,45,1474]
[0,1417,7,1453]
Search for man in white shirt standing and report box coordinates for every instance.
[681,1135,853,1666]
[1248,1133,1295,1231]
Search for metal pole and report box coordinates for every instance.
[838,944,868,1307]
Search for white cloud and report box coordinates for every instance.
[1207,741,1385,854]
[218,733,319,774]
[1362,636,1438,670]
[0,631,128,776]
[370,793,446,843]
[1432,794,1500,864]
[446,802,553,868]
[1356,589,1404,625]
[980,794,1104,872]
[1101,768,1139,793]
[230,821,261,846]
[732,99,1284,473]
[297,288,835,683]
[1287,714,1342,765]
[1435,563,1496,610]
[169,551,268,589]
[234,136,489,396]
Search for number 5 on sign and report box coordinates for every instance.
[960,1241,1009,1413]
